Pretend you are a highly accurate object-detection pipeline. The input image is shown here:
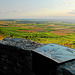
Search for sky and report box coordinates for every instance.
[0,0,75,19]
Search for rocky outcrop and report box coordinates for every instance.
[0,37,75,75]
[57,60,75,75]
[0,37,46,75]
[0,37,45,50]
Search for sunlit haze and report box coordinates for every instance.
[0,0,75,19]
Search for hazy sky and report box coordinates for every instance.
[0,0,75,19]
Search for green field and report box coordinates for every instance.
[0,20,75,49]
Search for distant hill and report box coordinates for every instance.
[0,19,75,23]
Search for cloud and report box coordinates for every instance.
[18,8,52,17]
[20,8,66,18]
[68,10,75,14]
[0,9,25,13]
[64,0,75,4]
[0,9,26,19]
[0,8,69,19]
[69,12,75,14]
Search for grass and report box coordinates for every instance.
[18,28,31,30]
[45,29,56,31]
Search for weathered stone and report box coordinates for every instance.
[32,43,75,75]
[0,37,45,75]
[0,37,45,50]
[0,44,32,75]
[2,37,75,75]
[57,60,75,75]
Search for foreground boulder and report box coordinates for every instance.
[32,43,75,75]
[0,37,45,75]
[0,37,75,75]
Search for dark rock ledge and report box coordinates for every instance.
[0,37,46,50]
[0,37,46,75]
[0,37,75,75]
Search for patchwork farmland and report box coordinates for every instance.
[0,20,75,49]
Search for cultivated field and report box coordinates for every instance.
[0,20,75,49]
